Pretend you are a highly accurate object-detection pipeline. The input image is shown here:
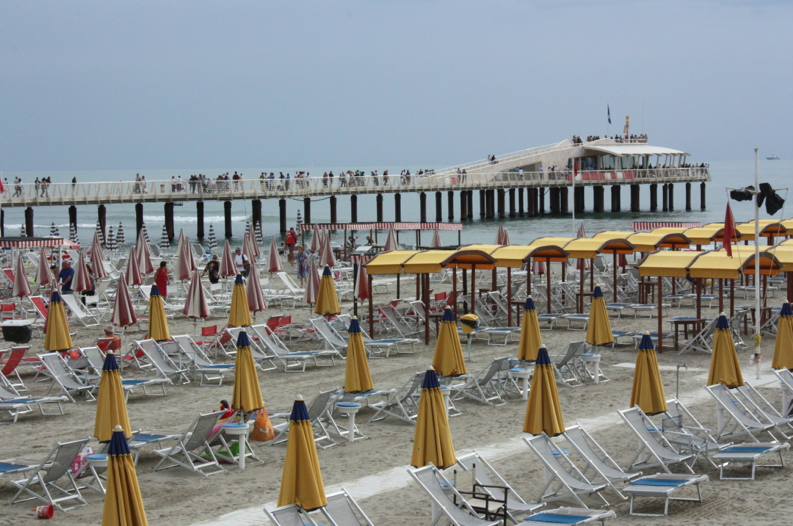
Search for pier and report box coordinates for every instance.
[0,138,711,240]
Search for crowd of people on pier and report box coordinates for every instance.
[572,134,649,144]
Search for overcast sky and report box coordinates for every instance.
[1,1,790,172]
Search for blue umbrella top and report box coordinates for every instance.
[638,332,655,351]
[50,290,62,303]
[236,329,251,348]
[442,306,455,322]
[781,302,793,317]
[535,345,552,366]
[150,285,161,297]
[348,317,361,334]
[108,425,131,456]
[102,352,120,372]
[235,274,245,285]
[422,368,441,390]
[524,296,536,311]
[289,398,310,422]
[593,286,604,298]
[716,314,730,330]
[322,265,332,277]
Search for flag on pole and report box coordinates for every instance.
[723,203,736,258]
[607,105,611,125]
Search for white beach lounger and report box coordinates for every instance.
[623,473,708,517]
[618,407,695,474]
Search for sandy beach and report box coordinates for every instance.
[0,275,789,526]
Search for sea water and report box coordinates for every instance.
[0,160,789,249]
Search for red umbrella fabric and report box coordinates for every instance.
[12,253,31,298]
[268,237,283,273]
[310,230,322,253]
[354,261,370,301]
[72,251,94,293]
[182,269,209,320]
[111,276,138,328]
[35,248,54,288]
[176,234,197,281]
[384,228,398,252]
[90,231,106,275]
[243,231,258,263]
[320,234,336,268]
[125,247,143,287]
[500,228,510,246]
[430,229,442,248]
[248,229,261,258]
[136,229,154,275]
[304,258,320,306]
[247,261,268,315]
[219,240,236,277]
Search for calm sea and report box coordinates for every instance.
[1,160,790,248]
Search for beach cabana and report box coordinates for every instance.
[684,224,741,248]
[524,239,571,314]
[562,237,634,306]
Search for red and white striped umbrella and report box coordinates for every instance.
[319,234,336,268]
[495,224,510,245]
[219,240,236,277]
[430,229,442,248]
[72,251,94,293]
[243,231,258,262]
[176,233,197,281]
[384,228,398,252]
[354,261,370,301]
[248,229,261,258]
[310,230,322,253]
[268,237,283,273]
[125,246,144,286]
[12,253,31,298]
[182,269,209,320]
[246,261,268,315]
[90,231,106,278]
[111,276,138,328]
[136,228,154,275]
[35,247,54,288]
[304,258,320,305]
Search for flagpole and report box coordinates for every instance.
[754,148,761,380]
[571,161,576,237]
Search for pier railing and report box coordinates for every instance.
[1,166,710,208]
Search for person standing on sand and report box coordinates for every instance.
[155,261,170,299]
[202,254,220,284]
[285,227,297,265]
[295,245,309,287]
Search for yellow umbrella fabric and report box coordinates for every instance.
[518,296,542,362]
[523,346,565,436]
[707,314,745,388]
[101,425,149,526]
[630,333,668,415]
[344,318,374,393]
[231,330,264,413]
[94,352,132,443]
[146,285,170,341]
[44,291,74,352]
[314,266,340,316]
[228,274,253,326]
[773,302,793,370]
[278,398,327,511]
[432,307,467,377]
[411,369,456,469]
[586,286,613,347]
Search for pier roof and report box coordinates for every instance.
[582,144,689,156]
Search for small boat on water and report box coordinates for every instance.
[767,154,781,160]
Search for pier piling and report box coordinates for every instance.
[497,189,505,218]
[420,192,427,223]
[662,184,668,211]
[611,185,621,212]
[593,186,604,213]
[98,205,107,241]
[467,191,473,220]
[0,210,3,237]
[509,189,516,218]
[225,201,234,238]
[25,207,34,237]
[479,190,486,218]
[528,189,537,216]
[700,182,707,210]
[685,182,692,211]
[252,200,262,232]
[69,206,77,236]
[518,189,524,216]
[574,186,585,213]
[560,187,568,214]
[538,189,545,215]
[549,188,559,215]
[435,191,442,222]
[460,191,468,220]
[304,198,311,225]
[330,196,337,225]
[135,204,143,239]
[668,183,675,211]
[376,194,383,222]
[447,191,454,221]
[486,190,495,219]
[350,195,358,223]
[630,185,640,212]
[394,193,401,222]
[164,202,174,242]
[650,184,658,212]
[196,202,205,239]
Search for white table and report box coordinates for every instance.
[335,402,363,443]
[222,423,252,469]
[510,367,533,400]
[580,353,602,384]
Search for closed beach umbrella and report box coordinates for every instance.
[91,231,106,273]
[344,317,373,393]
[494,224,510,245]
[245,230,260,259]
[112,277,138,329]
[50,222,59,237]
[246,261,267,316]
[278,398,327,510]
[35,248,54,288]
[207,224,217,252]
[69,223,79,245]
[773,302,793,370]
[91,236,108,281]
[518,296,542,362]
[141,223,150,244]
[12,253,31,299]
[95,221,105,245]
[295,211,302,238]
[384,228,398,252]
[430,229,442,248]
[630,333,668,415]
[19,223,26,237]
[432,307,467,377]
[94,352,132,443]
[228,274,252,327]
[44,291,73,352]
[586,286,614,347]
[101,425,149,526]
[255,222,263,245]
[243,231,257,263]
[268,237,283,273]
[319,234,336,268]
[136,230,154,275]
[159,225,170,250]
[231,330,264,414]
[146,285,170,341]
[354,262,369,301]
[411,369,456,469]
[314,266,340,316]
[106,227,117,253]
[707,313,745,388]
[310,230,321,254]
[125,247,143,287]
[219,240,236,277]
[304,259,320,306]
[72,251,94,293]
[176,235,196,281]
[116,223,125,245]
[523,346,565,436]
[182,270,209,320]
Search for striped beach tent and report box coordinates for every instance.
[49,222,60,237]
[116,222,125,245]
[207,224,217,252]
[20,223,26,237]
[296,210,303,236]
[69,223,79,245]
[95,221,105,245]
[160,224,170,250]
[255,222,263,245]
[106,226,117,252]
[141,223,150,244]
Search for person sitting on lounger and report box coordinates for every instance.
[97,325,122,354]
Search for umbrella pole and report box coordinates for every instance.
[452,267,458,319]
[353,263,358,317]
[527,262,531,296]
[415,274,419,301]
[590,257,594,293]
[396,274,401,299]
[696,278,702,320]
[368,274,374,335]
[507,267,512,326]
[471,265,476,315]
[730,278,735,318]
[579,261,585,314]
[462,269,468,314]
[657,278,663,353]
[719,279,724,313]
[612,252,618,303]
[423,273,430,345]
[547,258,551,314]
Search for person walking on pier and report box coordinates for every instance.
[71,176,77,193]
[13,177,22,197]
[155,261,170,299]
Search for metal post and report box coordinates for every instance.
[753,148,761,379]
[196,201,205,239]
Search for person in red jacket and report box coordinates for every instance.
[154,261,170,298]
[285,227,297,265]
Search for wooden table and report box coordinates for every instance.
[669,317,705,352]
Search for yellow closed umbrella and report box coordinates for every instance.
[101,425,149,526]
[411,368,456,469]
[523,346,565,436]
[94,352,132,443]
[228,274,252,326]
[773,302,793,370]
[707,313,745,388]
[630,333,668,415]
[344,317,374,393]
[146,285,170,341]
[314,266,340,316]
[518,296,542,362]
[432,307,467,377]
[231,330,264,414]
[44,291,73,352]
[586,286,613,347]
[278,398,327,511]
